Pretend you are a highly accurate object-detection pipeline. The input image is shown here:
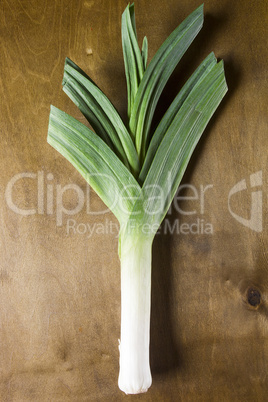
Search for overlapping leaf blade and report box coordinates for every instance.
[48,4,228,241]
[122,4,145,118]
[62,60,140,177]
[122,60,227,237]
[129,5,204,161]
[48,106,141,224]
[139,52,217,183]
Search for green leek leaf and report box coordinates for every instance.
[63,61,140,177]
[121,4,145,118]
[48,106,141,224]
[122,60,227,237]
[139,51,217,182]
[129,5,204,160]
[141,36,148,70]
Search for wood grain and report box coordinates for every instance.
[0,0,267,400]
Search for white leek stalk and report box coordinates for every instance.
[118,234,153,394]
[47,3,227,394]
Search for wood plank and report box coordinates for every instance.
[0,0,267,400]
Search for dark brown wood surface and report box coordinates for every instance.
[0,0,267,400]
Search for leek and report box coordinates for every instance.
[47,3,227,394]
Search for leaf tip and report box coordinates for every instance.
[196,3,204,25]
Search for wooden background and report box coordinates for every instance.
[0,0,267,400]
